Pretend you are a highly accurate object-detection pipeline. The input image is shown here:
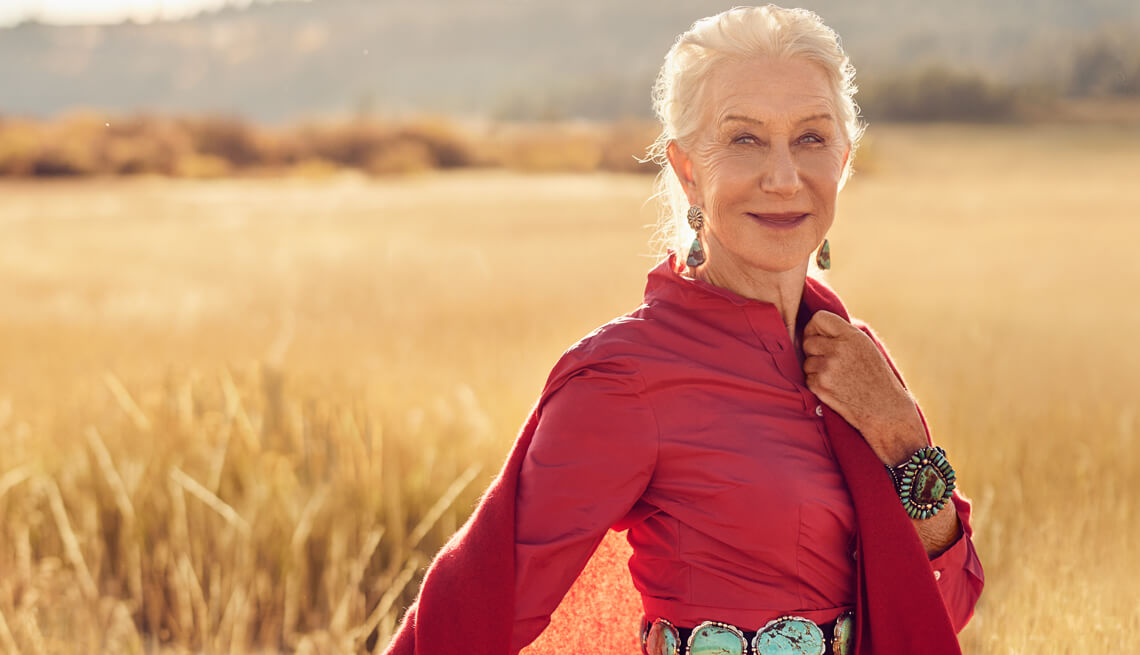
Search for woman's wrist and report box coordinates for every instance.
[859,398,928,466]
[867,413,962,553]
[914,502,962,556]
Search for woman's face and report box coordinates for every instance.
[670,57,849,275]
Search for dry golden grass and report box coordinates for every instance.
[0,124,1136,653]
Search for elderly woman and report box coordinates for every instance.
[386,6,983,655]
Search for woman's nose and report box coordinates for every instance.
[760,144,801,197]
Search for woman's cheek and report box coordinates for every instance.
[799,152,844,189]
[707,152,755,186]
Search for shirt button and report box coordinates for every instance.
[815,404,824,417]
[933,570,942,581]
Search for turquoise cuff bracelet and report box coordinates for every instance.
[887,446,956,520]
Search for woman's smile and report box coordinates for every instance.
[747,211,811,230]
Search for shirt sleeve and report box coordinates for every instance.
[928,490,985,632]
[511,363,659,654]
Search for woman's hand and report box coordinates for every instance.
[801,310,927,466]
[803,310,962,553]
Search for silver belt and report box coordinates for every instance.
[640,612,854,655]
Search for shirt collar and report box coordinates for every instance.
[644,252,851,323]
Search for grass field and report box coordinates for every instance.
[0,124,1137,653]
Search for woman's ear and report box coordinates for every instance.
[666,141,700,206]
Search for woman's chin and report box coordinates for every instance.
[715,251,813,276]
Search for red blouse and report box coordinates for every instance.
[511,260,984,653]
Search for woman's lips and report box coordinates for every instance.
[748,212,809,229]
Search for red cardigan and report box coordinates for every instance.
[384,261,980,655]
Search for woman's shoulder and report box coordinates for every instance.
[557,309,653,367]
[539,306,663,396]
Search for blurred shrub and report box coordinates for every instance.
[495,124,604,173]
[104,116,195,175]
[364,139,437,175]
[1067,31,1140,97]
[178,116,267,168]
[599,120,660,174]
[0,114,478,178]
[860,67,1025,122]
[0,118,42,175]
[32,142,99,176]
[174,153,233,178]
[298,121,390,169]
[399,119,476,169]
[287,157,341,178]
[484,120,655,174]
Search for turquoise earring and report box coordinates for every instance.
[686,206,706,267]
[816,238,831,270]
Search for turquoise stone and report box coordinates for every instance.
[911,464,948,505]
[897,447,956,519]
[686,236,706,267]
[832,613,854,655]
[816,239,831,270]
[689,624,746,655]
[753,617,825,655]
[646,621,680,655]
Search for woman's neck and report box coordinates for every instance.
[691,256,808,345]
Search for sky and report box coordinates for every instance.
[0,0,298,26]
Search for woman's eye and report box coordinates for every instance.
[732,134,758,145]
[798,133,824,144]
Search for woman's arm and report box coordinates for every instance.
[878,401,986,629]
[860,407,962,555]
[512,363,659,653]
[868,411,984,631]
[802,312,984,629]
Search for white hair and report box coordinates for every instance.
[646,5,865,264]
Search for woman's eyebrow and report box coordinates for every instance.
[720,112,835,126]
[796,112,834,124]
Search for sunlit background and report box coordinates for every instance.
[1,1,1138,654]
[0,0,297,26]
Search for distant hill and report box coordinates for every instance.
[1,0,1137,121]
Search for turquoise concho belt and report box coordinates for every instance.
[641,611,854,655]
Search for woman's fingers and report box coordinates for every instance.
[804,310,848,337]
[801,334,834,356]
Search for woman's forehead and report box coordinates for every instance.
[702,57,837,128]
